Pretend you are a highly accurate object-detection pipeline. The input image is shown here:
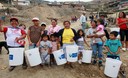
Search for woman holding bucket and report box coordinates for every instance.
[86,20,105,66]
[116,12,128,51]
[0,17,27,71]
[57,20,77,68]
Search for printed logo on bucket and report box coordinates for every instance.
[69,53,77,58]
[9,55,13,60]
[59,54,65,59]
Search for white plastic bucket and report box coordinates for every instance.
[104,58,122,78]
[9,48,24,66]
[66,45,78,62]
[82,50,92,63]
[25,48,42,66]
[110,28,120,38]
[53,49,67,65]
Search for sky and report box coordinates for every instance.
[45,0,93,2]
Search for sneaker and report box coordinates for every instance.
[9,66,15,71]
[122,48,126,51]
[22,65,27,69]
[98,60,103,67]
[78,59,82,64]
[70,64,73,68]
[92,60,97,65]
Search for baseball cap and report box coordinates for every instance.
[32,17,40,21]
[41,22,46,26]
[10,17,18,22]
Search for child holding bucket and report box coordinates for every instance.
[104,31,126,76]
[104,31,122,60]
[50,34,60,66]
[39,34,52,67]
[86,20,105,66]
[76,29,90,64]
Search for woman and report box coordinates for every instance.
[57,21,77,68]
[116,12,128,51]
[86,20,105,66]
[0,17,27,71]
[47,19,61,36]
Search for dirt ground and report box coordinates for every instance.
[0,19,128,78]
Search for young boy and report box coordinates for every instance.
[41,22,48,35]
[39,34,52,66]
[104,31,122,59]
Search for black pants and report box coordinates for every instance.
[104,29,109,39]
[0,41,9,53]
[8,46,27,66]
[120,29,128,41]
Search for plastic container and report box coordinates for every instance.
[104,58,122,78]
[25,48,42,66]
[66,45,78,62]
[53,49,67,65]
[9,48,24,66]
[82,50,92,63]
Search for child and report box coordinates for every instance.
[76,29,90,64]
[19,24,26,30]
[104,31,126,75]
[93,19,105,43]
[41,22,48,35]
[50,34,60,65]
[104,31,122,60]
[39,34,52,66]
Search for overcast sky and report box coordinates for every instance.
[45,0,93,2]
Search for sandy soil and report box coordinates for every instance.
[0,20,128,78]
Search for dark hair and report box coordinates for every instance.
[41,34,49,40]
[41,24,46,27]
[91,20,97,24]
[63,20,71,25]
[77,29,85,37]
[50,33,58,38]
[10,17,18,22]
[110,31,118,37]
[19,24,26,29]
[91,20,97,26]
[119,12,126,18]
[51,18,57,22]
[97,19,104,25]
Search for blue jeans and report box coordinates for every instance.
[91,43,103,59]
[107,55,120,60]
[81,22,86,31]
[29,43,37,49]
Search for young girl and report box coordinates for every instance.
[76,29,90,64]
[93,19,105,43]
[50,34,60,66]
[39,34,52,67]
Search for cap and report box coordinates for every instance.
[32,17,39,21]
[41,22,46,26]
[10,17,18,22]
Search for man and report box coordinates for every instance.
[27,17,42,49]
[80,13,87,31]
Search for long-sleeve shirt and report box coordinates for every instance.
[47,25,61,35]
[80,15,86,24]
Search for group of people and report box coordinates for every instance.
[0,12,128,73]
